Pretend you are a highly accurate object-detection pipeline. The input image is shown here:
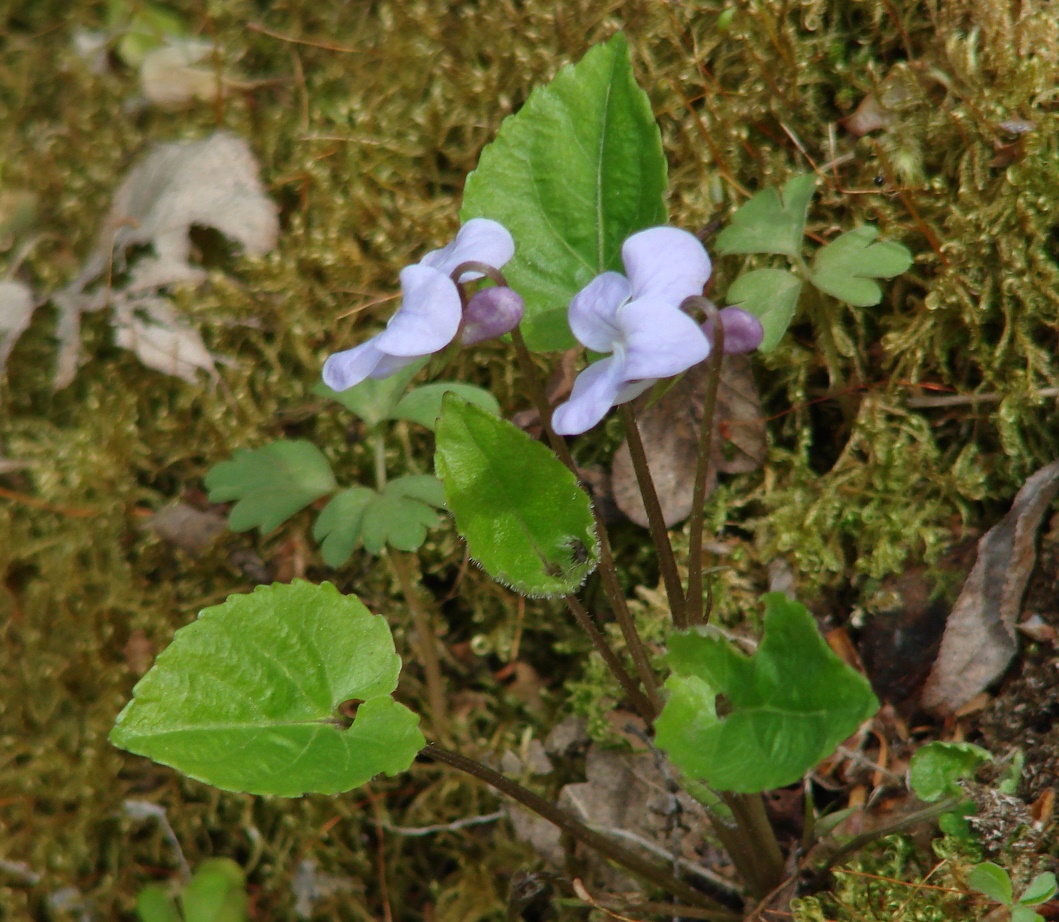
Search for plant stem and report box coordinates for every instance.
[685,324,725,627]
[389,549,452,747]
[681,779,786,901]
[510,328,662,718]
[719,792,786,900]
[564,595,653,719]
[423,742,741,918]
[809,796,964,881]
[619,404,688,629]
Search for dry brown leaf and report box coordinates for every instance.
[922,459,1059,714]
[146,501,227,555]
[506,745,714,893]
[51,131,278,387]
[0,279,35,375]
[114,297,224,384]
[612,356,765,527]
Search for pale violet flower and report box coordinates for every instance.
[322,218,515,391]
[551,227,712,436]
[702,306,765,354]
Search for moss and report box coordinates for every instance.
[3,0,1056,916]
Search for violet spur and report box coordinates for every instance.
[551,227,712,436]
[322,219,515,391]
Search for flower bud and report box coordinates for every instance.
[460,286,525,345]
[702,306,764,354]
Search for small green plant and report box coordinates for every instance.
[112,33,915,913]
[135,859,248,922]
[967,862,1057,922]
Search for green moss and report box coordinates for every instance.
[3,0,1057,916]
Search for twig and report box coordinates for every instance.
[423,743,737,916]
[382,811,504,836]
[906,387,1059,408]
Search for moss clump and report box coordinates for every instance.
[3,0,1058,917]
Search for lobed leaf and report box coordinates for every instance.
[313,487,375,567]
[111,581,425,796]
[435,396,598,596]
[204,440,336,534]
[809,225,913,306]
[655,593,879,792]
[908,740,991,802]
[360,475,446,555]
[462,33,667,351]
[724,268,803,352]
[714,174,817,258]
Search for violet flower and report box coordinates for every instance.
[702,306,765,354]
[551,227,712,436]
[322,219,515,391]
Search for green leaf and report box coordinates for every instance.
[462,33,667,351]
[724,268,803,352]
[809,225,913,306]
[1020,872,1058,906]
[714,174,817,257]
[1011,907,1045,922]
[968,862,1014,905]
[205,440,337,534]
[181,859,248,922]
[313,487,375,567]
[360,475,446,555]
[435,396,598,596]
[655,593,879,792]
[108,0,189,68]
[136,885,181,922]
[111,581,425,796]
[313,359,425,427]
[392,382,500,431]
[938,803,976,840]
[908,741,991,803]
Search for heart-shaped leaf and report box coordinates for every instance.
[204,440,336,534]
[810,225,913,306]
[656,593,878,792]
[462,33,667,351]
[714,174,817,257]
[435,396,598,596]
[111,581,425,796]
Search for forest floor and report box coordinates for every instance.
[2,2,1057,919]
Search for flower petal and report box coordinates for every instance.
[551,354,626,435]
[460,286,525,346]
[619,298,710,381]
[322,340,387,391]
[703,306,764,354]
[366,352,423,379]
[419,218,515,280]
[568,272,631,352]
[622,227,711,304]
[374,264,463,356]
